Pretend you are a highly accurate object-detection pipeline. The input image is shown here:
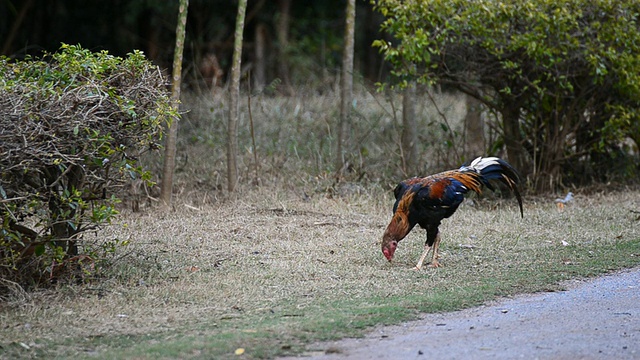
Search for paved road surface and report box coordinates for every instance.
[280,268,640,360]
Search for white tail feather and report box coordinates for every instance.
[467,157,500,171]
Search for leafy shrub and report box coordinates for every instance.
[373,0,640,191]
[0,44,175,290]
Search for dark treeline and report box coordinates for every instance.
[1,0,388,91]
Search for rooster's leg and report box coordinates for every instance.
[414,244,432,270]
[427,232,442,268]
[415,227,442,270]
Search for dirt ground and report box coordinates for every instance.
[280,267,640,360]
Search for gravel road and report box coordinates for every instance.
[280,267,640,360]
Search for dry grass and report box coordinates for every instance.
[148,87,476,204]
[1,89,639,358]
[1,188,639,359]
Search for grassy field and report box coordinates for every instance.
[1,90,639,358]
[1,188,639,359]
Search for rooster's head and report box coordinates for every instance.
[381,212,410,262]
[381,235,398,261]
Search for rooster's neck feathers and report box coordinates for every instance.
[384,191,414,241]
[394,189,416,213]
[383,211,411,242]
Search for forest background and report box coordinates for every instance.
[3,0,639,196]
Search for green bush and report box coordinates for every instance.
[0,44,175,289]
[373,0,640,191]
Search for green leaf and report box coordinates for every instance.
[34,244,45,256]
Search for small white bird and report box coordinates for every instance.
[554,192,574,211]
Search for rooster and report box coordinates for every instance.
[381,157,523,269]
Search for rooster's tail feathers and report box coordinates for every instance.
[464,157,524,217]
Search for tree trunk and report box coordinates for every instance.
[160,0,189,207]
[539,111,569,191]
[1,0,34,55]
[501,105,528,178]
[363,5,388,83]
[464,95,485,160]
[335,0,356,181]
[276,0,293,95]
[227,0,248,193]
[253,23,267,91]
[44,164,84,256]
[401,82,418,175]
